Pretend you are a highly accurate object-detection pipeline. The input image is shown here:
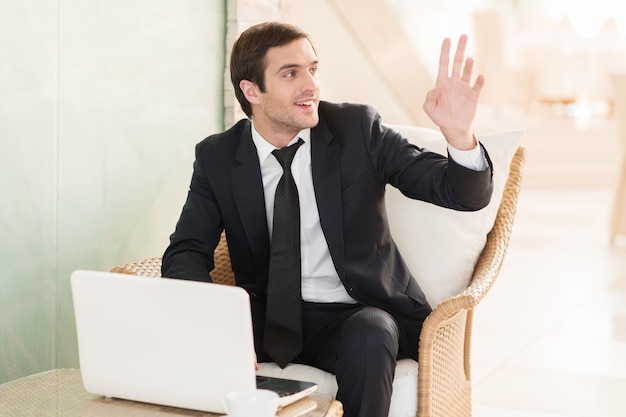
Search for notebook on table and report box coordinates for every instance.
[70,269,317,414]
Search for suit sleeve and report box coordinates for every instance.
[363,106,493,211]
[161,142,222,281]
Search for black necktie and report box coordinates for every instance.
[263,138,304,368]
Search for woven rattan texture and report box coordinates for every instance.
[325,400,343,417]
[417,147,525,417]
[430,311,471,417]
[110,231,235,286]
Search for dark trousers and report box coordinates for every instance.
[297,302,406,417]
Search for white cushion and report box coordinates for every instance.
[385,125,524,307]
[258,359,418,417]
[258,126,523,417]
[257,363,338,397]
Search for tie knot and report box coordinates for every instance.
[272,138,304,170]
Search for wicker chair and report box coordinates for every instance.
[111,146,525,417]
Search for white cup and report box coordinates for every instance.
[222,389,279,417]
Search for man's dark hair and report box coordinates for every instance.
[230,22,314,117]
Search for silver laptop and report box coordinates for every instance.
[71,269,317,414]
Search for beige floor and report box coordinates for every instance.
[469,106,626,416]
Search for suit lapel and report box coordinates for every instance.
[230,122,271,285]
[311,121,346,279]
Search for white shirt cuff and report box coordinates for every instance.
[447,142,488,171]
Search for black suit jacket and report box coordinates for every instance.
[162,101,493,358]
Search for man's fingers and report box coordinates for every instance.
[461,57,473,83]
[451,34,468,77]
[423,87,437,112]
[437,37,451,81]
[436,34,483,89]
[473,74,486,93]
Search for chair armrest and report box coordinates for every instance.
[110,231,235,286]
[110,257,163,277]
[417,146,525,417]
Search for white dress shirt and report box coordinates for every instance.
[250,121,486,303]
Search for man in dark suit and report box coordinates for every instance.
[162,21,492,417]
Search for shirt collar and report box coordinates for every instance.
[250,119,311,163]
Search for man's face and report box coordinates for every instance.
[248,38,320,142]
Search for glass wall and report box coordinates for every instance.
[0,0,226,384]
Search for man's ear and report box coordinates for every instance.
[240,80,261,105]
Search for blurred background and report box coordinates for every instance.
[2,1,625,415]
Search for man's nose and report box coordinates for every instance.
[301,71,319,91]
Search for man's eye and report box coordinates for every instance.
[284,71,295,78]
[310,67,318,74]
